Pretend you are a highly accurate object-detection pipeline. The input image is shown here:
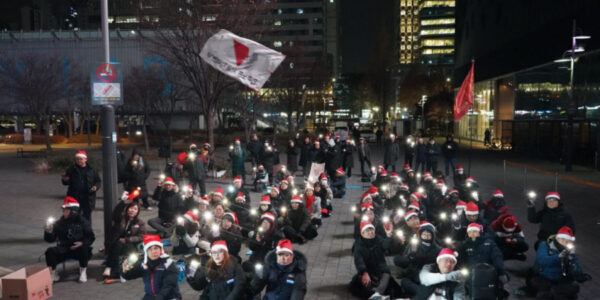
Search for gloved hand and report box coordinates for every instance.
[499,274,509,284]
[445,270,462,282]
[527,197,536,207]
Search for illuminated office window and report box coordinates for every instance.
[421,18,455,26]
[420,28,455,35]
[421,39,454,46]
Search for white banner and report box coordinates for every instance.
[307,163,325,184]
[200,29,286,91]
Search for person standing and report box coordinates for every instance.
[299,136,311,178]
[185,148,208,196]
[484,128,491,146]
[343,138,355,177]
[61,150,101,223]
[247,133,262,167]
[442,136,458,177]
[384,134,400,172]
[357,137,372,177]
[414,137,427,174]
[287,139,299,175]
[229,139,247,183]
[124,149,151,209]
[404,135,415,168]
[260,141,276,185]
[425,138,441,173]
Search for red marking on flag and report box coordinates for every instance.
[233,40,249,66]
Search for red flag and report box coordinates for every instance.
[454,61,474,122]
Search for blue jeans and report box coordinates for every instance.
[445,157,456,176]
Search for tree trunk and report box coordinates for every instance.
[206,113,215,148]
[66,114,73,138]
[36,117,42,134]
[143,114,150,154]
[44,115,52,151]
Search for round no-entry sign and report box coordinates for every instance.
[96,64,117,83]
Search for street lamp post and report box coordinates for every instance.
[555,20,591,172]
[420,95,428,132]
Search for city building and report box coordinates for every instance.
[399,0,420,65]
[454,0,600,166]
[418,0,455,66]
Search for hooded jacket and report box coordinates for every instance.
[458,236,506,276]
[285,204,312,233]
[536,235,582,281]
[62,164,102,209]
[44,212,95,250]
[188,259,246,300]
[122,257,182,300]
[251,250,308,300]
[152,186,182,222]
[353,235,394,277]
[528,203,576,241]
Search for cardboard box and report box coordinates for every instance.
[1,267,53,300]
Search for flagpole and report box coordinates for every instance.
[453,60,475,176]
[467,59,474,177]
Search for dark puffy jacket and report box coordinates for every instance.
[152,186,182,222]
[343,142,355,168]
[285,205,312,233]
[298,142,311,167]
[483,197,510,223]
[528,203,575,242]
[394,234,442,280]
[247,140,262,159]
[384,140,400,165]
[458,236,505,275]
[415,143,427,161]
[248,227,284,265]
[426,144,441,162]
[353,236,394,276]
[309,147,326,164]
[185,154,208,181]
[260,148,276,173]
[536,236,582,281]
[124,155,150,199]
[122,258,182,300]
[188,259,246,300]
[287,145,299,172]
[442,140,458,158]
[62,164,102,209]
[251,250,307,300]
[44,213,95,249]
[279,188,293,208]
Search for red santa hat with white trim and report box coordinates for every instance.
[270,186,280,195]
[423,172,433,180]
[291,195,303,204]
[261,212,276,223]
[465,202,479,215]
[408,201,420,211]
[260,195,271,205]
[142,234,169,266]
[62,196,80,208]
[224,211,239,225]
[360,222,375,233]
[213,187,224,198]
[404,209,419,221]
[410,192,423,202]
[545,192,560,201]
[233,176,243,184]
[360,203,374,212]
[336,168,345,175]
[467,223,483,233]
[493,189,504,198]
[162,177,175,186]
[455,200,467,211]
[403,164,411,170]
[211,240,229,253]
[276,239,294,254]
[75,150,87,159]
[436,248,457,263]
[184,210,199,222]
[199,196,210,205]
[556,226,575,241]
[235,192,246,202]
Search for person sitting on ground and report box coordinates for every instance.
[282,195,319,244]
[172,210,202,256]
[104,201,145,281]
[483,189,510,223]
[250,239,308,300]
[529,226,586,299]
[303,184,322,227]
[349,222,397,300]
[395,221,443,297]
[187,240,246,300]
[254,195,277,227]
[44,197,95,283]
[149,177,181,238]
[226,176,251,205]
[353,203,387,240]
[314,181,332,218]
[452,202,492,242]
[268,186,283,209]
[180,185,198,214]
[331,167,347,198]
[205,212,243,263]
[527,191,576,247]
[243,212,284,272]
[415,248,467,300]
[121,235,182,300]
[209,187,225,207]
[279,179,293,207]
[457,223,508,286]
[490,213,528,261]
[229,192,252,238]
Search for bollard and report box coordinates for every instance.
[523,167,528,192]
[555,172,558,192]
[503,160,506,186]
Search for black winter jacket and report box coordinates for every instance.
[528,203,575,242]
[251,250,308,300]
[62,164,102,209]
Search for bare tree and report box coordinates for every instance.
[0,54,67,150]
[143,0,274,147]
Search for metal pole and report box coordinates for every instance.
[468,128,473,176]
[566,20,576,172]
[523,167,528,192]
[100,0,118,244]
[595,151,598,171]
[503,159,506,186]
[554,172,558,191]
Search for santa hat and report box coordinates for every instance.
[404,164,411,170]
[325,133,330,137]
[378,164,385,170]
[190,143,197,148]
[380,169,388,176]
[448,189,459,195]
[423,172,433,180]
[211,240,228,253]
[199,196,210,205]
[142,235,168,266]
[419,221,436,234]
[455,200,467,211]
[235,139,240,144]
[360,222,375,233]
[455,165,463,171]
[404,210,419,221]
[545,192,560,201]
[235,192,246,201]
[162,177,175,186]
[62,196,80,208]
[502,216,517,232]
[436,248,457,263]
[185,185,194,192]
[224,212,239,225]
[305,184,314,191]
[436,179,445,187]
[465,202,479,215]
[75,150,87,159]
[213,187,224,198]
[360,203,374,212]
[361,193,372,202]
[177,152,187,164]
[270,186,280,195]
[466,176,475,183]
[367,186,379,196]
[408,202,420,211]
[233,176,242,184]
[291,195,303,204]
[280,179,289,185]
[258,164,264,169]
[276,239,294,254]
[314,140,320,145]
[261,212,276,223]
[335,134,340,138]
[184,210,199,222]
[467,223,483,233]
[493,189,504,198]
[336,168,345,175]
[410,192,423,202]
[407,168,415,174]
[260,195,271,205]
[400,184,409,191]
[319,172,328,180]
[556,226,575,241]
[391,172,400,179]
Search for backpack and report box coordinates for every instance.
[470,263,498,300]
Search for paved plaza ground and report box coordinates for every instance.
[0,142,599,299]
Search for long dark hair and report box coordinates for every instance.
[205,251,232,280]
[123,201,141,222]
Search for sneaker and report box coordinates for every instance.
[78,268,87,283]
[120,276,127,283]
[52,270,60,282]
[103,267,111,278]
[369,292,382,300]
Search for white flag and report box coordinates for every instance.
[200,29,286,91]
